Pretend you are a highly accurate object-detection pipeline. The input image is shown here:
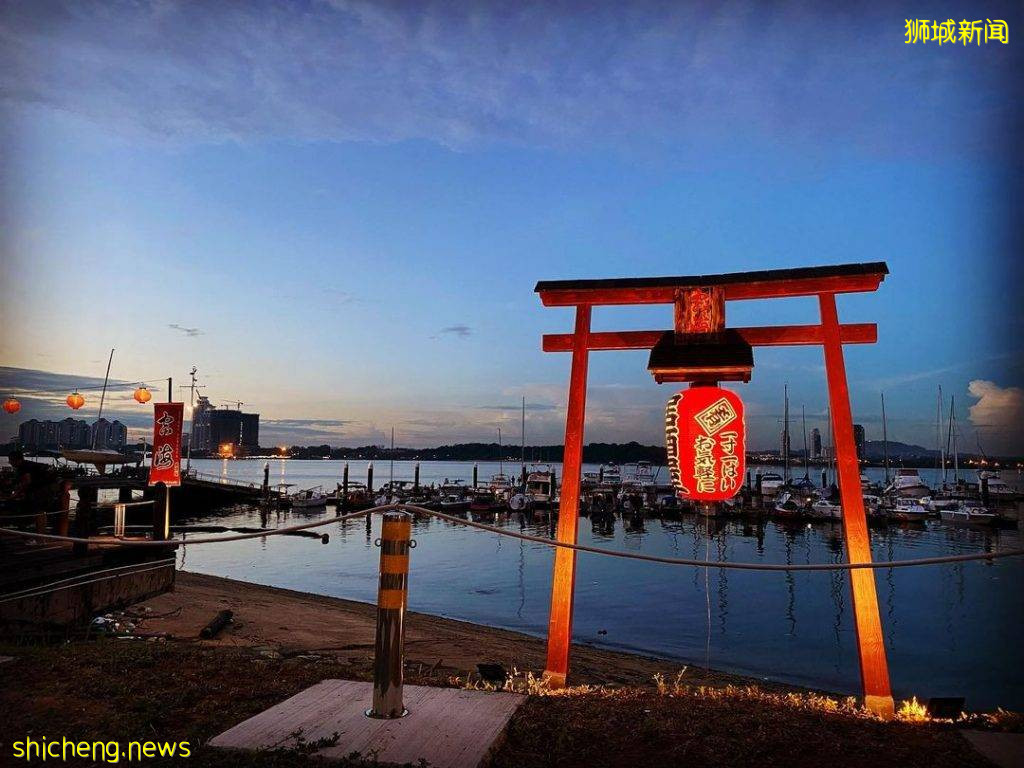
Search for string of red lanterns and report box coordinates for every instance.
[2,383,157,415]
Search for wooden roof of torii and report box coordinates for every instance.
[535,261,888,306]
[536,261,888,353]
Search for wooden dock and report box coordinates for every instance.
[210,680,525,767]
[0,535,175,635]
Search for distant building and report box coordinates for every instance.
[853,424,866,457]
[240,413,259,450]
[19,418,91,450]
[191,395,214,452]
[207,408,260,454]
[811,427,822,459]
[92,418,127,450]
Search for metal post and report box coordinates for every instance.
[114,503,126,538]
[819,292,893,718]
[368,510,412,719]
[544,304,591,687]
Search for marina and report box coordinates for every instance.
[152,458,1023,711]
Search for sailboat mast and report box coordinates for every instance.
[521,396,526,488]
[498,427,503,477]
[783,384,790,482]
[92,348,115,450]
[881,392,890,484]
[936,385,945,481]
[946,397,954,481]
[802,405,808,477]
[389,427,395,485]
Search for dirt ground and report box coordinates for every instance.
[125,571,760,687]
[0,572,1010,767]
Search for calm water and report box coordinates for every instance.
[171,459,1021,709]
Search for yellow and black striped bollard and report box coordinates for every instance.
[367,510,413,718]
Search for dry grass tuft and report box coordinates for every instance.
[896,697,930,723]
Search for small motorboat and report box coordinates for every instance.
[439,493,469,512]
[760,472,785,495]
[810,498,842,520]
[290,485,327,510]
[773,491,804,519]
[940,501,999,526]
[887,496,930,522]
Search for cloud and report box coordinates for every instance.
[168,323,202,337]
[437,325,471,338]
[1,1,1018,158]
[967,380,1024,456]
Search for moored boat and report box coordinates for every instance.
[940,501,999,526]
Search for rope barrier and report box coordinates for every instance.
[406,505,1024,571]
[1,503,1022,571]
[0,507,382,546]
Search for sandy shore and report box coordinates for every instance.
[136,570,754,688]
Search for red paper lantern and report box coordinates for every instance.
[2,398,20,414]
[134,386,152,404]
[67,391,85,410]
[666,386,745,501]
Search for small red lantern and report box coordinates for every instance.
[3,398,20,414]
[666,386,745,501]
[134,386,152,404]
[67,391,85,410]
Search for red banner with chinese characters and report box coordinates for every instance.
[666,386,745,501]
[149,402,184,487]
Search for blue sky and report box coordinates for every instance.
[1,1,1022,452]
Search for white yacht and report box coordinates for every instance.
[885,468,932,499]
[526,465,557,507]
[978,470,1016,498]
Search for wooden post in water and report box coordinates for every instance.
[413,462,420,493]
[367,463,374,495]
[57,479,71,537]
[152,484,170,541]
[543,304,591,687]
[342,462,349,510]
[473,463,478,489]
[73,486,97,556]
[367,510,412,719]
[819,292,893,718]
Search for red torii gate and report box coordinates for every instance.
[535,262,894,717]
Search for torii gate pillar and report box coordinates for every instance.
[535,263,894,718]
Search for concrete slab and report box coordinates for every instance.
[962,730,1024,768]
[209,680,525,768]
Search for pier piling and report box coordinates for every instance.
[413,463,420,493]
[342,463,349,509]
[368,510,412,719]
[367,463,374,494]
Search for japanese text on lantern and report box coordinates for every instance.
[148,402,184,487]
[666,388,745,502]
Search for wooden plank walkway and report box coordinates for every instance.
[210,680,525,768]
